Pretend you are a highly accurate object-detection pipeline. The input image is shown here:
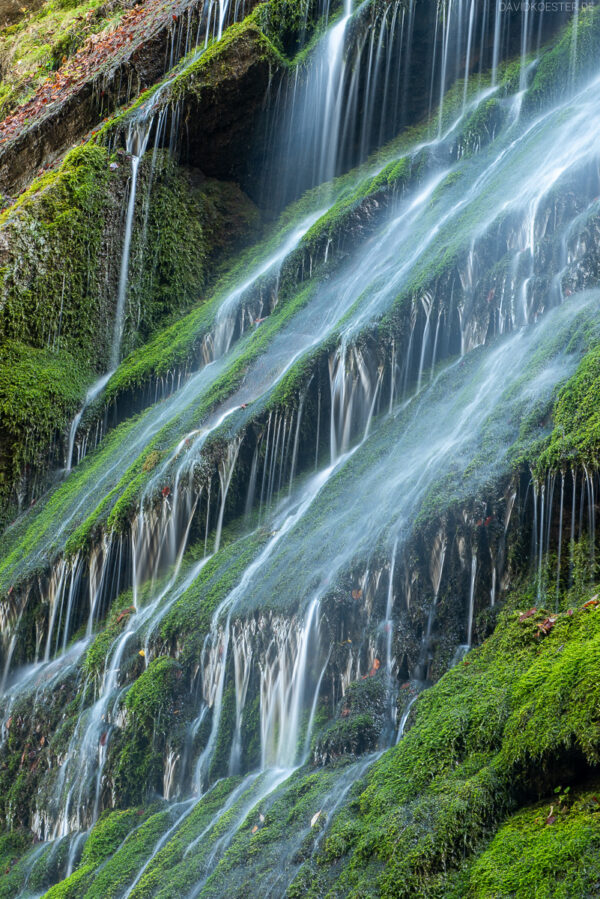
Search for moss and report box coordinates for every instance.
[460,98,506,156]
[0,142,258,522]
[0,143,113,362]
[83,597,136,680]
[124,157,260,359]
[124,656,183,738]
[108,777,247,898]
[291,146,429,273]
[452,784,600,897]
[525,5,600,111]
[91,3,290,145]
[124,763,358,899]
[313,678,387,762]
[0,142,115,517]
[0,831,72,896]
[171,12,287,102]
[537,343,600,472]
[0,828,32,891]
[112,731,165,808]
[80,808,145,867]
[254,0,333,56]
[0,339,90,514]
[208,680,237,782]
[92,654,190,807]
[72,806,176,899]
[288,581,600,897]
[42,863,95,899]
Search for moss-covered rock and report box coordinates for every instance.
[0,339,90,516]
[525,4,600,111]
[0,141,258,523]
[293,584,600,896]
[313,677,386,764]
[453,783,600,898]
[144,12,288,198]
[537,343,600,472]
[124,656,183,737]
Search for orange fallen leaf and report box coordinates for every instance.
[519,608,537,622]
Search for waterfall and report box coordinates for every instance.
[1,3,598,891]
[385,539,398,680]
[268,0,418,206]
[8,68,600,674]
[466,553,477,647]
[111,120,153,370]
[65,372,112,472]
[396,694,418,743]
[260,598,324,769]
[16,15,590,668]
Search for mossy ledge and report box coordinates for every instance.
[289,579,600,898]
[0,139,258,525]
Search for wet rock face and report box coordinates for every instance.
[316,481,525,699]
[391,489,521,684]
[161,23,286,202]
[564,212,600,293]
[313,677,386,765]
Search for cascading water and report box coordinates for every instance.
[62,0,254,477]
[2,2,600,895]
[111,122,153,370]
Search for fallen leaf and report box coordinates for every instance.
[519,608,537,622]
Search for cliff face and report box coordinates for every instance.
[1,1,600,897]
